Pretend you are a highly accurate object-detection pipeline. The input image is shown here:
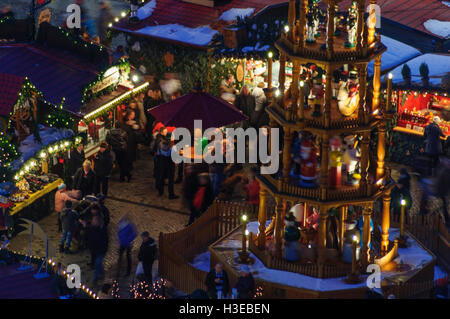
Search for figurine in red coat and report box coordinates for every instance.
[299,139,318,187]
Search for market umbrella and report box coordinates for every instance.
[148,91,247,130]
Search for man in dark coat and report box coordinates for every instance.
[155,139,178,199]
[59,201,80,254]
[86,215,109,285]
[69,144,85,188]
[205,262,230,299]
[423,116,445,175]
[106,126,131,182]
[94,142,113,196]
[234,265,255,299]
[138,231,157,283]
[234,86,255,129]
[73,160,96,198]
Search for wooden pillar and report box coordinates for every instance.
[320,133,329,200]
[268,56,273,92]
[381,189,391,254]
[368,0,377,45]
[362,205,372,268]
[317,207,328,276]
[339,206,348,254]
[326,1,335,59]
[324,65,333,127]
[372,55,381,113]
[358,64,368,123]
[291,60,301,121]
[298,0,308,47]
[278,53,287,94]
[356,0,365,54]
[282,129,293,182]
[376,121,386,181]
[360,131,370,190]
[274,198,284,258]
[288,0,296,42]
[258,188,268,250]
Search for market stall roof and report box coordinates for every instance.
[0,44,100,114]
[335,0,450,39]
[112,0,287,48]
[368,35,422,75]
[0,73,26,117]
[148,91,247,130]
[388,53,450,86]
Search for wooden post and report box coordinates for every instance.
[326,1,335,59]
[317,207,328,276]
[356,0,365,54]
[360,131,370,190]
[381,189,392,254]
[291,60,301,121]
[288,0,296,42]
[258,188,268,250]
[298,0,308,47]
[324,66,333,127]
[358,64,368,124]
[320,133,329,200]
[274,198,284,258]
[282,129,293,182]
[362,205,372,269]
[298,81,305,120]
[372,55,381,113]
[376,121,386,181]
[339,206,347,254]
[368,0,377,45]
[267,53,273,92]
[278,52,287,94]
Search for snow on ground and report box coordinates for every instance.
[423,19,450,39]
[389,53,450,86]
[129,24,219,46]
[219,8,255,21]
[189,221,435,292]
[368,35,421,74]
[137,0,157,20]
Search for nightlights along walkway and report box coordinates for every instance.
[8,149,187,296]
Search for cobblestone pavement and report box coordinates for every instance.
[9,148,188,298]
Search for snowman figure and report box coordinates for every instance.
[299,139,318,187]
[284,212,301,262]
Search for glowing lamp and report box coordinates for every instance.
[388,73,393,79]
[284,25,289,33]
[400,199,406,206]
[267,51,273,59]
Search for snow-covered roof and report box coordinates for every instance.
[389,53,450,86]
[423,19,450,39]
[137,0,157,20]
[219,8,255,22]
[368,35,422,75]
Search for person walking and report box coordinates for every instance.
[155,139,179,199]
[68,144,85,189]
[423,116,445,176]
[106,124,131,182]
[205,262,230,299]
[117,214,137,277]
[186,173,214,226]
[59,201,80,254]
[234,86,255,129]
[123,109,140,168]
[73,160,96,198]
[54,183,77,232]
[234,265,255,299]
[86,215,109,285]
[251,82,267,127]
[94,142,113,196]
[138,231,157,284]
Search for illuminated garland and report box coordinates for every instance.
[80,58,131,105]
[0,134,20,183]
[13,135,83,181]
[46,98,76,130]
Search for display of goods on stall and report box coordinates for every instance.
[9,173,59,204]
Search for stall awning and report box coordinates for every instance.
[0,73,25,117]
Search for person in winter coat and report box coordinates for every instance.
[123,109,140,166]
[205,262,230,299]
[423,116,445,175]
[94,142,113,196]
[217,173,248,202]
[251,82,267,127]
[86,215,109,285]
[234,265,255,299]
[68,144,85,188]
[155,139,179,199]
[97,1,114,46]
[186,173,214,226]
[97,194,110,227]
[116,214,137,277]
[106,125,131,182]
[73,160,96,198]
[138,231,157,283]
[246,167,260,214]
[55,183,77,231]
[59,201,80,254]
[390,168,412,223]
[234,86,255,129]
